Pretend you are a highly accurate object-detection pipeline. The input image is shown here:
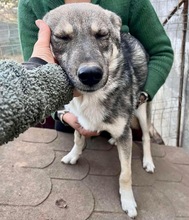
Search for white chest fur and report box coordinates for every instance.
[65,94,106,131]
[65,92,127,138]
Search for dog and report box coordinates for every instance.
[44,3,155,218]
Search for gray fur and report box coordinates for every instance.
[44,3,148,129]
[44,3,148,218]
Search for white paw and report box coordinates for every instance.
[143,158,155,173]
[120,190,137,218]
[108,138,117,145]
[61,152,80,165]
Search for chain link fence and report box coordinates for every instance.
[0,1,189,148]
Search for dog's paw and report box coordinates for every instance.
[143,158,155,173]
[120,190,137,218]
[61,152,80,165]
[108,138,117,145]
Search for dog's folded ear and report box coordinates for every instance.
[104,10,122,32]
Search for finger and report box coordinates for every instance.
[78,127,100,137]
[35,20,51,47]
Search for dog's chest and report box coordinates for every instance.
[65,96,106,131]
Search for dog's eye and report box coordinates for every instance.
[95,31,109,39]
[54,34,72,41]
[61,35,72,41]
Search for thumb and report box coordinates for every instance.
[31,20,55,63]
[35,19,51,46]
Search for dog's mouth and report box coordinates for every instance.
[69,77,107,93]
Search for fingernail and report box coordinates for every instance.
[35,20,41,28]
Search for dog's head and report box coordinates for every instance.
[43,3,122,92]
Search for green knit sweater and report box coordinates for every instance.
[18,0,174,100]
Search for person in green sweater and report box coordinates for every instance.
[18,0,174,135]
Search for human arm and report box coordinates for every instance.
[128,0,174,100]
[0,61,73,145]
[0,20,73,145]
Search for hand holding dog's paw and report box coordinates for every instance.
[61,152,80,164]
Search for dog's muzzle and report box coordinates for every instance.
[77,65,103,87]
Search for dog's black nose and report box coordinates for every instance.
[78,66,103,86]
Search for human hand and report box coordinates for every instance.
[31,20,56,63]
[62,112,100,138]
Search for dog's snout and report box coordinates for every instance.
[78,66,103,86]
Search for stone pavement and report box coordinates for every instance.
[0,128,189,220]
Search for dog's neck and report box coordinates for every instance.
[65,0,91,3]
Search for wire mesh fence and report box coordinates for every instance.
[0,1,188,148]
[0,1,21,61]
[151,0,189,148]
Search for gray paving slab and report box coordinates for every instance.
[83,148,120,176]
[1,128,189,220]
[38,179,94,220]
[0,141,55,168]
[174,164,189,187]
[154,181,189,217]
[86,136,113,150]
[83,175,122,213]
[18,127,58,143]
[50,131,74,151]
[88,212,130,220]
[176,218,189,220]
[0,206,41,220]
[45,151,89,180]
[0,166,51,206]
[0,179,94,220]
[165,146,189,164]
[134,187,175,220]
[132,142,143,159]
[132,159,155,186]
[154,158,182,182]
[151,143,166,157]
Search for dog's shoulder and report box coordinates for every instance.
[121,33,148,90]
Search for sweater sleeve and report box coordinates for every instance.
[18,0,63,61]
[0,60,73,145]
[18,0,39,61]
[129,0,174,100]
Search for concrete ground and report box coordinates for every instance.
[0,127,189,220]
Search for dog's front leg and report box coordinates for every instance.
[135,103,155,173]
[61,130,85,164]
[117,127,137,218]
